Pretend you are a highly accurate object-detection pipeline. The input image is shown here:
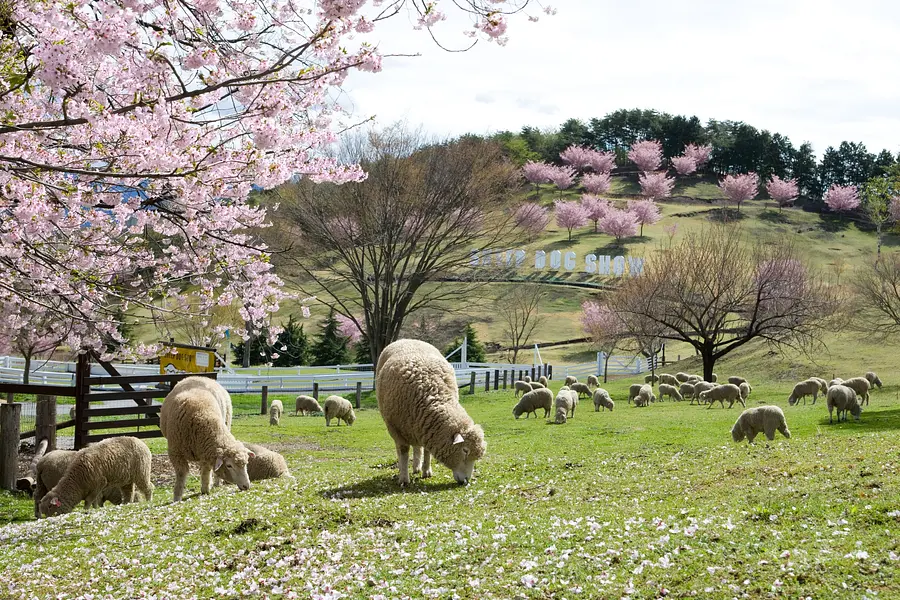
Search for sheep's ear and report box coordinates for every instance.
[50,497,60,507]
[247,451,256,458]
[452,433,465,445]
[214,456,224,470]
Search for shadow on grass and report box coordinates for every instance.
[319,474,462,499]
[592,242,631,256]
[758,209,793,224]
[811,407,900,431]
[706,207,748,223]
[545,237,579,251]
[818,213,852,233]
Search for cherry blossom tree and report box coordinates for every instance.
[559,145,594,170]
[684,144,713,169]
[766,176,800,211]
[335,313,363,344]
[587,150,617,174]
[581,194,611,232]
[547,165,578,199]
[0,0,546,357]
[824,184,861,212]
[0,307,69,384]
[627,199,662,237]
[522,160,552,197]
[628,140,664,173]
[580,301,627,382]
[639,171,675,200]
[554,200,589,240]
[671,156,698,176]
[514,203,551,234]
[718,173,759,212]
[582,172,612,195]
[599,208,639,241]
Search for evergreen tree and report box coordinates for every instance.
[311,309,350,366]
[353,335,372,365]
[444,323,486,364]
[272,316,311,367]
[231,326,273,367]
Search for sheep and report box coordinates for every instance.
[828,377,844,389]
[592,388,614,412]
[529,381,546,390]
[658,374,678,386]
[33,449,125,518]
[587,374,600,389]
[523,375,532,383]
[809,377,828,397]
[513,380,532,398]
[564,375,577,387]
[731,406,791,443]
[216,443,292,481]
[539,375,549,387]
[68,405,76,420]
[826,385,862,424]
[644,374,659,385]
[675,372,691,383]
[323,395,356,426]
[658,383,683,402]
[160,376,252,502]
[691,381,717,405]
[554,387,578,424]
[727,376,747,387]
[687,375,702,384]
[570,382,592,399]
[269,399,283,426]
[710,373,718,383]
[628,383,643,404]
[840,377,871,406]
[787,379,821,406]
[295,395,323,416]
[635,384,655,407]
[739,382,752,403]
[865,371,883,389]
[512,388,553,419]
[375,339,486,486]
[679,382,696,401]
[701,383,744,409]
[39,437,153,517]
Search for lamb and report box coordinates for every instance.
[701,383,744,409]
[592,388,614,412]
[323,395,356,426]
[215,443,292,482]
[375,339,487,486]
[529,381,546,390]
[679,382,696,401]
[33,449,125,518]
[826,385,862,424]
[691,381,717,405]
[658,374,678,386]
[658,383,683,402]
[840,377,871,406]
[564,375,577,387]
[269,399,283,426]
[39,437,153,517]
[554,387,578,424]
[628,383,643,404]
[512,388,553,419]
[160,376,252,502]
[731,406,791,443]
[727,376,747,387]
[787,378,821,406]
[295,395,323,416]
[513,380,532,398]
[570,382,592,399]
[635,384,655,407]
[644,374,659,385]
[828,377,844,388]
[739,382,752,403]
[675,372,691,383]
[865,371,883,389]
[538,375,549,387]
[587,374,600,389]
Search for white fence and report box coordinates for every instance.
[558,352,658,380]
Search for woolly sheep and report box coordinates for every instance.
[658,374,678,386]
[739,382,752,403]
[731,406,791,443]
[727,376,747,387]
[523,375,532,383]
[865,371,883,389]
[701,383,744,409]
[658,383,683,402]
[513,380,532,398]
[539,375,549,387]
[592,388,614,412]
[679,382,696,401]
[675,372,691,383]
[808,377,828,396]
[687,375,701,384]
[841,377,871,406]
[570,382,592,399]
[69,405,76,420]
[711,373,718,382]
[295,395,322,416]
[787,379,821,406]
[269,399,283,426]
[691,381,717,405]
[635,384,655,407]
[529,381,546,390]
[828,377,844,388]
[375,339,486,486]
[564,375,577,387]
[33,449,125,518]
[513,388,553,419]
[587,374,599,389]
[39,437,153,517]
[554,387,578,424]
[644,374,660,385]
[160,376,252,502]
[324,395,356,426]
[628,383,643,404]
[826,385,862,424]
[216,443,292,482]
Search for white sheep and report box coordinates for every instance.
[375,339,486,486]
[675,372,691,383]
[865,371,883,389]
[570,382,592,399]
[33,449,125,518]
[538,375,549,387]
[323,395,356,426]
[787,379,821,406]
[523,375,532,383]
[554,387,578,424]
[592,388,614,412]
[727,376,747,387]
[529,381,546,390]
[587,374,600,389]
[739,382,752,403]
[269,399,284,426]
[828,377,844,389]
[635,384,655,407]
[658,383,683,402]
[513,380,532,398]
[679,382,696,401]
[644,374,660,385]
[808,377,828,397]
[564,375,577,387]
[160,376,252,502]
[686,375,701,384]
[513,388,553,419]
[218,443,292,481]
[731,406,791,443]
[702,383,744,409]
[658,374,678,386]
[39,437,153,517]
[295,395,322,416]
[691,381,716,405]
[628,383,643,404]
[841,377,871,406]
[826,385,862,424]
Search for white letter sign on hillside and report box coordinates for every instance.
[470,249,644,277]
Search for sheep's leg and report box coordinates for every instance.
[121,483,135,503]
[829,408,834,424]
[395,441,411,486]
[137,478,154,503]
[200,464,214,495]
[422,449,432,478]
[746,430,757,443]
[171,455,189,502]
[83,490,100,511]
[763,424,776,441]
[411,446,423,475]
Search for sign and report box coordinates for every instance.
[158,341,222,375]
[470,249,644,277]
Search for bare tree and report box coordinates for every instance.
[156,299,244,350]
[499,285,546,364]
[269,125,520,365]
[851,252,900,339]
[607,227,839,381]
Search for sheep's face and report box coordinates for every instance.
[512,406,521,419]
[445,425,486,485]
[215,446,254,491]
[850,403,862,420]
[699,391,709,402]
[39,491,68,517]
[731,423,745,442]
[345,410,356,426]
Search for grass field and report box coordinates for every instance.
[3,370,900,599]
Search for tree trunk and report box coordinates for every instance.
[242,332,252,368]
[701,349,715,383]
[603,353,611,383]
[640,222,644,237]
[23,354,31,385]
[877,222,883,256]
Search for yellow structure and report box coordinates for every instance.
[158,341,221,375]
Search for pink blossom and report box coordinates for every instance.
[547,165,577,196]
[581,300,626,347]
[719,173,759,211]
[824,184,860,212]
[889,197,900,222]
[554,200,589,240]
[628,140,663,173]
[627,199,661,236]
[335,313,362,343]
[522,161,552,185]
[581,194,611,232]
[587,150,616,174]
[514,203,550,234]
[671,155,697,176]
[599,207,639,241]
[663,222,678,241]
[766,176,799,209]
[582,172,611,195]
[477,13,508,44]
[639,171,675,200]
[560,145,594,169]
[683,143,712,168]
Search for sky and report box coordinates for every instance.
[341,0,900,158]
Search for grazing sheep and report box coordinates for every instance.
[840,377,871,406]
[539,375,549,387]
[828,377,844,389]
[564,375,577,387]
[628,383,643,404]
[701,383,744,409]
[587,375,599,389]
[570,382,592,399]
[523,375,532,383]
[658,374,678,386]
[865,371,883,389]
[658,383,683,402]
[554,387,578,424]
[295,395,323,416]
[710,373,718,383]
[269,399,283,426]
[731,406,791,443]
[675,372,691,383]
[644,374,660,385]
[809,377,828,397]
[687,375,701,384]
[513,380,532,398]
[529,381,546,390]
[375,339,486,486]
[160,376,252,502]
[788,379,821,406]
[592,388,614,412]
[826,385,862,424]
[691,381,717,405]
[727,376,747,387]
[679,382,696,401]
[324,395,356,426]
[635,384,655,407]
[69,405,76,420]
[739,382,752,403]
[39,437,153,517]
[512,388,553,420]
[33,450,125,518]
[220,443,292,481]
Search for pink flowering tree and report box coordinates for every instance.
[671,156,698,176]
[639,171,675,201]
[684,144,713,169]
[824,184,861,212]
[718,173,760,212]
[580,301,627,382]
[522,161,552,197]
[627,199,662,237]
[514,203,551,234]
[335,313,363,344]
[0,307,68,384]
[555,200,589,240]
[0,0,545,358]
[547,165,578,199]
[587,150,617,174]
[582,172,612,195]
[599,208,639,242]
[581,194,611,232]
[766,176,800,211]
[560,145,594,170]
[628,140,664,173]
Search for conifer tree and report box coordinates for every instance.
[312,309,351,366]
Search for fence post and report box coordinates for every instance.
[35,395,57,451]
[493,369,499,391]
[0,402,21,492]
[503,370,508,390]
[548,365,553,380]
[530,366,536,381]
[261,386,268,415]
[469,372,476,395]
[312,382,319,400]
[74,352,90,450]
[485,371,490,392]
[355,381,362,409]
